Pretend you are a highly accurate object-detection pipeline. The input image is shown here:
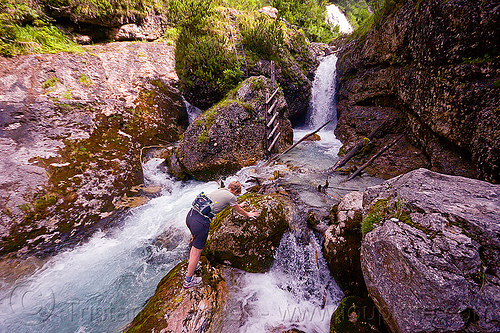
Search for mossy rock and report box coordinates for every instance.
[125,257,226,333]
[204,193,293,272]
[178,76,293,181]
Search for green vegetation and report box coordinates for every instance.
[62,89,73,99]
[270,0,333,43]
[343,0,407,40]
[0,0,82,56]
[241,15,286,59]
[42,76,59,89]
[78,73,93,86]
[361,196,411,235]
[41,0,166,22]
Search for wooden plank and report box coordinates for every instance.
[266,112,278,128]
[267,123,279,140]
[267,132,281,152]
[265,88,280,105]
[347,133,405,181]
[328,121,387,171]
[272,120,331,159]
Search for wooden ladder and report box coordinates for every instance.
[266,61,281,155]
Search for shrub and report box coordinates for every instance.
[41,0,165,21]
[241,15,285,59]
[271,0,333,43]
[175,28,242,105]
[215,0,266,11]
[166,0,214,33]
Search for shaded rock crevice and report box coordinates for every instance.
[336,0,500,182]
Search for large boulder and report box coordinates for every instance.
[360,168,500,333]
[177,76,293,181]
[0,41,187,258]
[124,257,227,333]
[336,0,500,182]
[204,193,293,273]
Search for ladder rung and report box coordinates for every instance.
[267,132,281,152]
[265,88,280,105]
[266,112,278,128]
[267,99,278,115]
[267,123,279,140]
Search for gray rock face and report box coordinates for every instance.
[336,0,500,182]
[109,14,166,41]
[324,191,366,296]
[0,42,186,257]
[177,76,293,181]
[361,168,500,333]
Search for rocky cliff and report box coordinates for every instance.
[336,0,500,183]
[325,168,500,332]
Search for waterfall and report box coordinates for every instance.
[224,232,343,333]
[326,5,354,34]
[184,97,203,124]
[306,54,339,130]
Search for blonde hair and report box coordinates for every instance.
[228,181,242,195]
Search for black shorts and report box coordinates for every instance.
[186,209,211,250]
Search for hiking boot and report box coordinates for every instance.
[183,276,202,289]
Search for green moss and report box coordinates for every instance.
[197,134,209,143]
[42,76,59,89]
[78,73,92,87]
[34,194,57,211]
[361,213,381,235]
[62,89,73,99]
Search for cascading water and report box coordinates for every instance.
[306,54,339,130]
[0,161,218,333]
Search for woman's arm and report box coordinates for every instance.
[233,204,259,217]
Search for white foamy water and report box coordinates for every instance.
[326,4,354,34]
[307,54,339,130]
[184,97,203,123]
[0,159,218,333]
[232,232,343,333]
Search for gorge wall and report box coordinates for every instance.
[335,0,499,183]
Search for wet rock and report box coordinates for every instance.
[361,168,500,333]
[336,0,500,182]
[204,193,293,273]
[0,41,187,257]
[330,296,387,333]
[324,191,366,296]
[177,76,293,181]
[124,257,227,333]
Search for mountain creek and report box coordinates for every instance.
[1,1,499,333]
